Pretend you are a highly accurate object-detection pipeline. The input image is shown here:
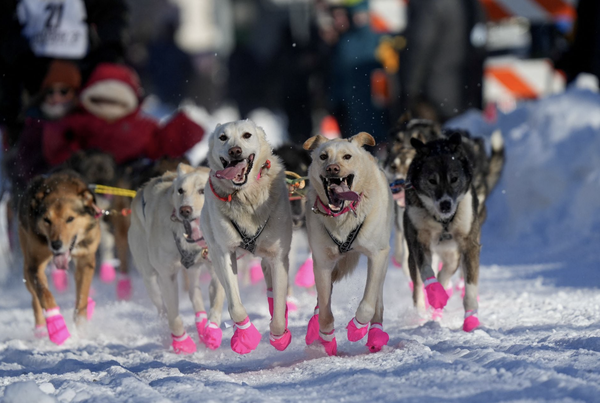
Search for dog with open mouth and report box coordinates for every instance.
[129,164,225,354]
[303,132,394,355]
[403,133,483,332]
[18,171,101,345]
[200,119,293,355]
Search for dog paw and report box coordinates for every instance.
[319,330,337,356]
[99,262,116,283]
[231,317,261,354]
[270,329,292,351]
[116,276,132,300]
[391,256,402,268]
[86,297,95,320]
[295,256,315,287]
[267,289,289,328]
[203,323,222,350]
[172,332,197,354]
[432,308,444,321]
[195,311,208,339]
[366,324,389,353]
[249,261,264,284]
[346,317,369,342]
[45,308,70,345]
[305,311,320,346]
[52,269,68,293]
[424,277,449,310]
[463,311,480,332]
[34,325,48,339]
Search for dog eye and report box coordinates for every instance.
[450,176,458,184]
[219,134,227,141]
[428,178,437,185]
[242,132,252,139]
[178,188,184,195]
[44,217,51,225]
[390,164,396,170]
[198,189,204,195]
[343,154,352,160]
[319,154,327,161]
[66,216,74,223]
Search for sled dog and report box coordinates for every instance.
[303,132,394,355]
[200,119,293,355]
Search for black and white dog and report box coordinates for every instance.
[403,132,482,332]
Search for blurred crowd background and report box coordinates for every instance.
[0,0,599,197]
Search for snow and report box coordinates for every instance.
[1,88,600,402]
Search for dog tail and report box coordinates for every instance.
[331,252,361,283]
[486,129,505,195]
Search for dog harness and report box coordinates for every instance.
[173,232,201,269]
[325,221,364,254]
[231,217,270,254]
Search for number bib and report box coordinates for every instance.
[17,0,88,59]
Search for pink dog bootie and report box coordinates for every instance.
[203,322,223,350]
[463,310,480,332]
[305,307,320,346]
[318,329,337,356]
[424,277,449,310]
[87,297,96,320]
[99,262,116,283]
[52,268,68,293]
[34,324,48,339]
[231,317,261,354]
[366,323,389,353]
[249,260,264,284]
[346,317,369,342]
[267,288,289,328]
[116,274,132,300]
[391,256,402,268]
[44,307,70,345]
[295,255,315,288]
[286,296,298,312]
[195,311,207,339]
[270,329,292,351]
[172,331,197,354]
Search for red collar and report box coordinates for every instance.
[210,159,271,203]
[312,194,361,217]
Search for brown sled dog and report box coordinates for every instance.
[18,171,101,345]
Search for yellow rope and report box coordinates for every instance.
[89,184,137,198]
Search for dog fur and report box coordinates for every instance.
[200,120,292,346]
[303,132,394,338]
[128,164,225,339]
[18,171,101,328]
[403,133,481,317]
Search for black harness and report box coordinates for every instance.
[325,221,364,255]
[231,217,270,254]
[173,232,201,269]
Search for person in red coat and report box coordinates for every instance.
[43,63,205,166]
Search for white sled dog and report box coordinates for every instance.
[200,120,293,355]
[303,132,394,356]
[129,165,225,354]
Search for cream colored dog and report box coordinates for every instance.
[303,132,394,355]
[129,164,225,354]
[200,119,293,355]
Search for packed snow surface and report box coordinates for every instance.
[1,88,600,402]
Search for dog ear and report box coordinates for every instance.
[350,132,376,148]
[448,132,462,151]
[398,111,412,125]
[177,163,194,177]
[410,137,427,153]
[30,190,46,213]
[79,188,97,216]
[303,135,328,151]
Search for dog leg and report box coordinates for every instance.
[73,254,96,325]
[142,271,166,315]
[313,254,337,356]
[113,197,132,300]
[266,254,291,351]
[462,240,481,332]
[366,291,389,353]
[24,261,49,337]
[203,266,225,350]
[158,270,197,354]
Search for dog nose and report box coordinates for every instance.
[439,200,452,214]
[326,164,340,175]
[51,240,62,251]
[179,206,193,219]
[228,146,242,159]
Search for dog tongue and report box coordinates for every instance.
[183,218,206,246]
[330,183,360,202]
[53,252,70,271]
[393,188,405,207]
[215,160,248,180]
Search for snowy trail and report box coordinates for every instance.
[1,259,599,402]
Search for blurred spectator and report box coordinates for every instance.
[0,0,129,147]
[399,0,486,123]
[8,60,81,199]
[43,63,205,166]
